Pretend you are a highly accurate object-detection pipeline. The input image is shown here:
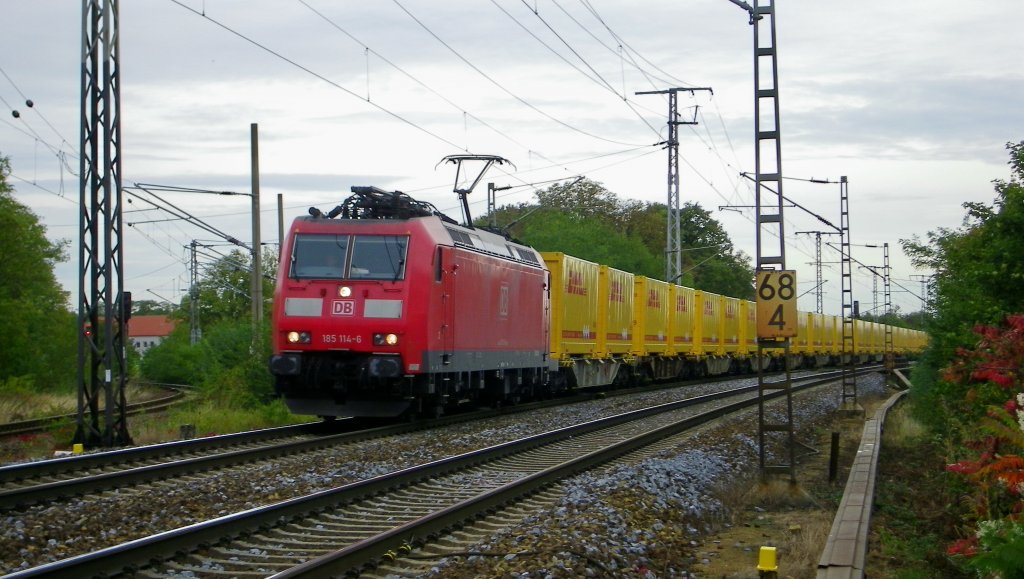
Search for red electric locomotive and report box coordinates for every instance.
[270,187,553,418]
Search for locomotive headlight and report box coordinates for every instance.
[286,331,312,344]
[373,333,399,346]
[338,286,352,297]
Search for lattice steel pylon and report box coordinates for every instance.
[75,0,132,448]
[635,87,712,283]
[839,177,857,408]
[738,0,797,482]
[189,241,202,345]
[883,242,894,376]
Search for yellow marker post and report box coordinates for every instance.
[72,443,84,455]
[757,545,778,578]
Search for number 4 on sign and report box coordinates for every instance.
[756,270,798,338]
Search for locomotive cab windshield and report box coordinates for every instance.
[290,233,408,281]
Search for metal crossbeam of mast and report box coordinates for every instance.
[76,0,131,447]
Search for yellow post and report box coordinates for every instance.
[72,443,84,455]
[757,545,778,578]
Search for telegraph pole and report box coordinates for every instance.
[487,182,512,228]
[635,87,712,283]
[76,0,131,448]
[250,123,263,326]
[277,193,284,258]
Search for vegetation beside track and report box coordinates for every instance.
[895,140,1024,577]
[0,391,301,464]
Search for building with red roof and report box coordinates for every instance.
[128,315,178,355]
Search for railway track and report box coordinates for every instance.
[0,384,187,438]
[5,367,879,578]
[0,367,863,512]
[0,417,454,509]
[0,366,815,511]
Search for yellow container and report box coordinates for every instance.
[599,265,634,356]
[671,285,697,356]
[722,296,742,354]
[809,312,825,354]
[696,291,722,355]
[632,277,670,356]
[853,319,865,354]
[792,311,810,354]
[823,314,838,354]
[742,300,757,354]
[542,253,600,359]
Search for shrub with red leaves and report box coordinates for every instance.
[943,314,1024,572]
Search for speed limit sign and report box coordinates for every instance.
[756,270,797,338]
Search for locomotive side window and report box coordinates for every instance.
[350,235,407,280]
[291,234,348,279]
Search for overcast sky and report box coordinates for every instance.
[2,0,1021,316]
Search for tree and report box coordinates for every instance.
[487,178,753,297]
[132,299,173,316]
[177,247,278,328]
[0,153,77,390]
[517,209,662,278]
[900,141,1024,431]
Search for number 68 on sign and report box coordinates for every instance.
[756,270,797,338]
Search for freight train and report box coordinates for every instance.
[270,186,927,419]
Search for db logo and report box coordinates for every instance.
[332,300,355,316]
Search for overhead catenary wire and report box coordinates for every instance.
[388,0,649,148]
[296,0,558,165]
[168,0,468,153]
[0,64,79,158]
[126,184,252,251]
[505,0,663,137]
[169,0,663,206]
[577,0,693,89]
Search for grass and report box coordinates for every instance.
[867,401,969,578]
[0,391,76,423]
[0,385,308,463]
[130,398,306,445]
[0,383,168,423]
